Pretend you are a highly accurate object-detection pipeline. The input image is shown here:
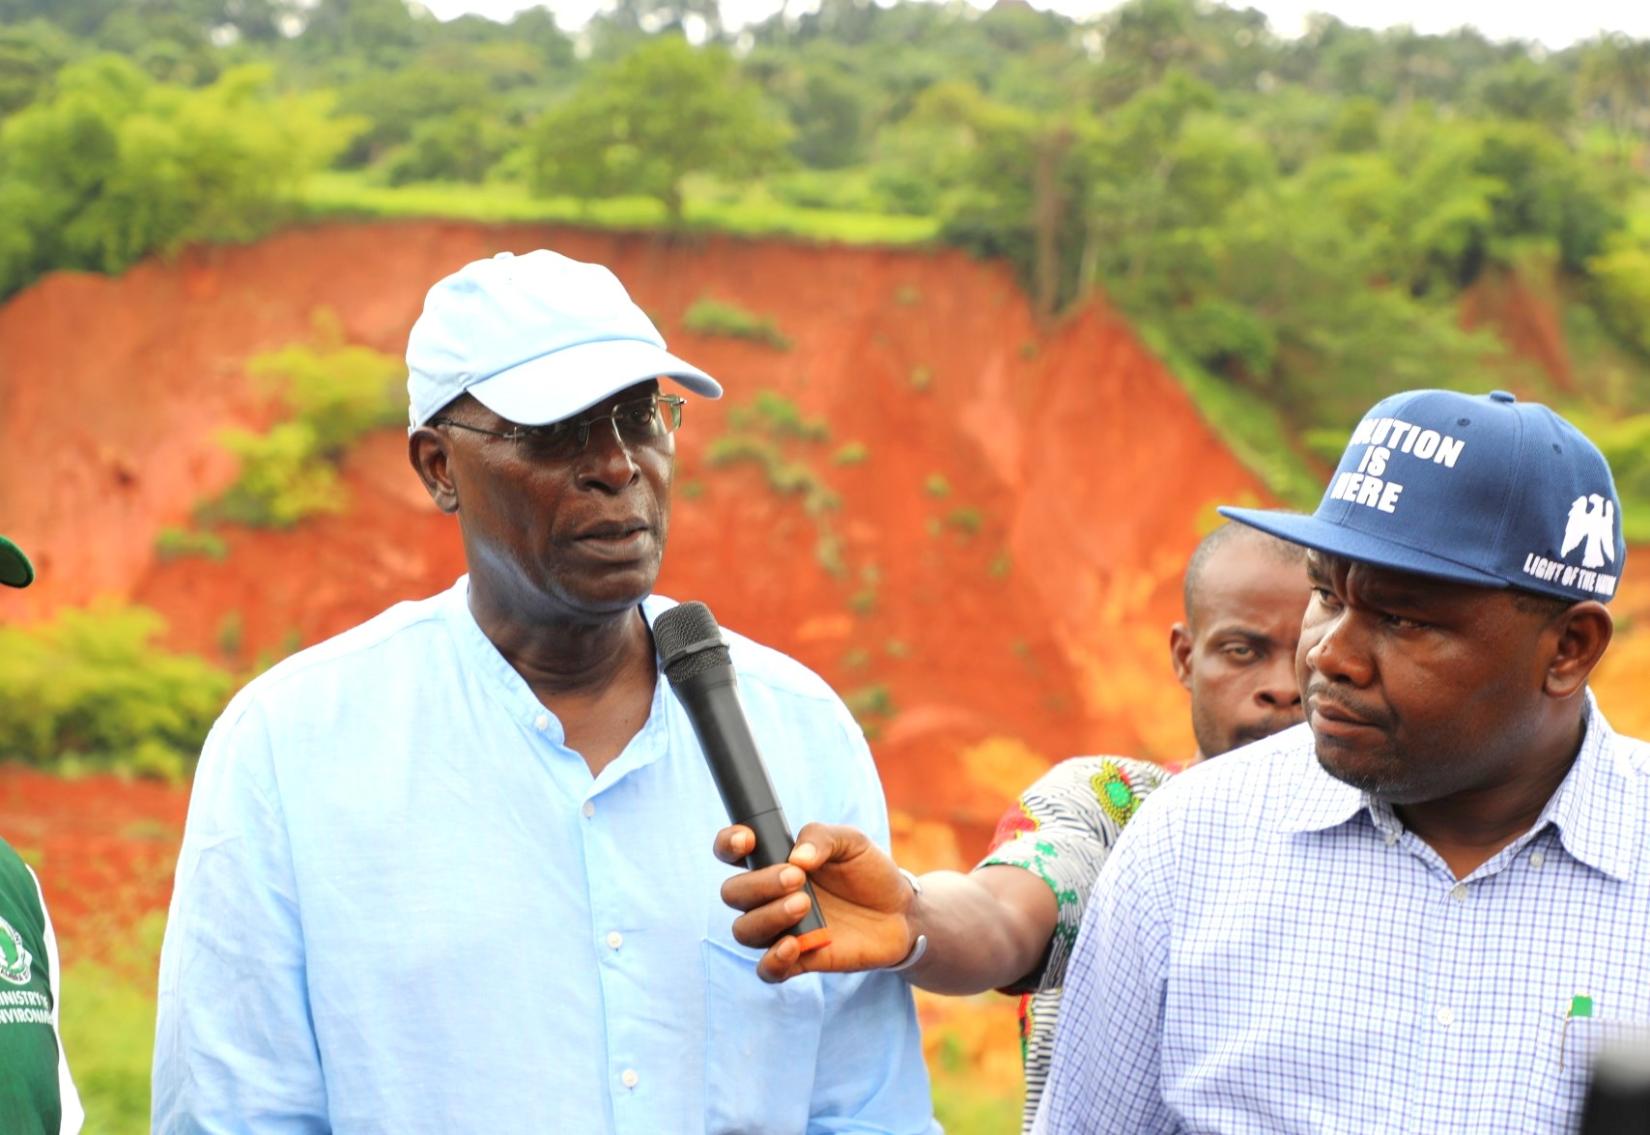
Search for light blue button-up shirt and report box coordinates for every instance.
[153,580,937,1134]
[1038,701,1650,1134]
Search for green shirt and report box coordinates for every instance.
[0,836,81,1134]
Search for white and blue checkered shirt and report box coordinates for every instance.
[1036,696,1650,1134]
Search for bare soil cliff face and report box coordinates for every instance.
[0,220,1272,845]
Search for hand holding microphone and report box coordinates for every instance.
[654,601,831,954]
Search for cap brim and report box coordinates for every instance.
[0,535,34,588]
[463,338,722,427]
[1217,506,1509,589]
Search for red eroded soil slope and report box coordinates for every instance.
[0,221,1269,850]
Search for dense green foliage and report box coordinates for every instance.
[0,603,231,779]
[681,296,793,349]
[194,314,405,529]
[528,37,790,222]
[0,54,356,298]
[3,0,1650,504]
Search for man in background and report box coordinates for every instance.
[0,535,84,1135]
[153,251,936,1133]
[715,521,1309,1128]
[1171,521,1310,765]
[1040,389,1650,1133]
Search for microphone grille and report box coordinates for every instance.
[653,601,731,684]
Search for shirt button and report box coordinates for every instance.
[1437,1007,1455,1027]
[1530,851,1545,870]
[1384,830,1400,846]
[582,801,595,819]
[606,931,623,950]
[1449,884,1468,903]
[621,1069,639,1089]
[534,713,551,732]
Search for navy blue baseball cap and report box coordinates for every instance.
[1221,389,1626,603]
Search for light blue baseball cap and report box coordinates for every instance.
[406,250,722,428]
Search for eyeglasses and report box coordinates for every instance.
[431,394,685,462]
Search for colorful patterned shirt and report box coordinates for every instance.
[0,837,83,1135]
[978,756,1171,1132]
[1037,701,1650,1134]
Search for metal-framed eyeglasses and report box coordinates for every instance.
[430,393,685,462]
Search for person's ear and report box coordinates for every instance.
[408,427,460,514]
[1170,622,1194,690]
[1542,601,1612,699]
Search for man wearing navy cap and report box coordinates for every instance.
[152,252,936,1133]
[1037,390,1650,1133]
[0,536,84,1135]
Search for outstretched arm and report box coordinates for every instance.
[715,822,1057,994]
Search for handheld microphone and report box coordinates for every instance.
[654,601,830,953]
[1581,1035,1650,1135]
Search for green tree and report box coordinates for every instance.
[294,0,428,68]
[383,107,515,185]
[527,36,791,225]
[0,19,76,116]
[0,55,360,298]
[1579,34,1650,164]
[0,601,232,779]
[1590,232,1650,357]
[1469,57,1573,129]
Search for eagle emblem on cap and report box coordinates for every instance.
[1561,494,1616,570]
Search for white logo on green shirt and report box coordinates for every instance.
[0,915,33,985]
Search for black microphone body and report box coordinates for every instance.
[655,602,830,948]
[1581,1036,1650,1135]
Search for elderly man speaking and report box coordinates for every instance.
[152,251,936,1134]
[1038,389,1650,1134]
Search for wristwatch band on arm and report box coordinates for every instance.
[882,867,929,973]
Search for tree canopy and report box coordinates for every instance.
[3,0,1650,510]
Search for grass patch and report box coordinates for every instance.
[945,506,983,535]
[195,313,404,530]
[815,530,847,578]
[832,441,869,466]
[154,527,227,563]
[924,474,951,499]
[843,683,895,723]
[707,392,849,576]
[215,611,244,659]
[682,298,792,350]
[301,171,939,246]
[0,603,232,779]
[728,391,829,442]
[848,564,880,615]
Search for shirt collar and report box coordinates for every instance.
[1275,693,1639,883]
[1273,732,1365,836]
[440,579,677,780]
[1539,693,1638,883]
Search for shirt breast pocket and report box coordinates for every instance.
[1563,1017,1650,1073]
[1524,1016,1650,1129]
[701,936,826,1134]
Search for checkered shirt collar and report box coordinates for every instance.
[1275,692,1638,883]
